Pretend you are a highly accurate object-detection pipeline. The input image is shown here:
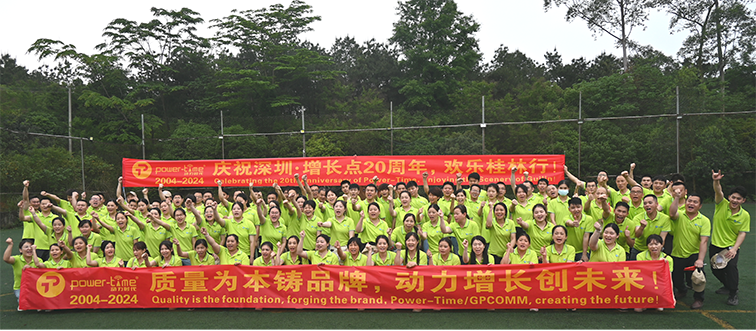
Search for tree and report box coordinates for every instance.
[660,0,756,84]
[544,0,656,72]
[390,0,481,110]
[485,46,546,98]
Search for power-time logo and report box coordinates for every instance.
[132,161,152,180]
[36,272,65,298]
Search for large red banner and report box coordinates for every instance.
[20,261,673,310]
[122,155,565,187]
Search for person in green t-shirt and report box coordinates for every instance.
[4,238,36,309]
[176,238,216,266]
[669,188,710,309]
[589,222,626,262]
[297,231,339,265]
[462,236,494,265]
[502,232,538,265]
[86,241,124,267]
[541,225,576,263]
[432,237,461,266]
[368,235,395,266]
[709,170,750,306]
[336,236,370,266]
[33,241,73,269]
[252,242,276,267]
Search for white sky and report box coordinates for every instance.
[0,0,729,71]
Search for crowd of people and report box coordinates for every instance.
[5,163,750,312]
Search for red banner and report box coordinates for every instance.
[20,261,673,310]
[122,155,565,187]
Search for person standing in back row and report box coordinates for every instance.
[710,170,750,306]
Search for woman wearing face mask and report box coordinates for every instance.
[337,236,370,266]
[589,222,626,262]
[462,236,494,265]
[548,180,573,226]
[432,237,460,266]
[176,238,215,266]
[297,231,339,265]
[86,241,123,267]
[369,235,395,266]
[253,242,277,266]
[516,204,554,260]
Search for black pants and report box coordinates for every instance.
[663,234,674,256]
[36,249,49,262]
[672,255,704,301]
[709,245,740,296]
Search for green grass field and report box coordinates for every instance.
[1,203,754,329]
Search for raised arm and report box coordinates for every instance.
[116,177,124,200]
[589,221,602,251]
[516,217,529,229]
[92,212,114,233]
[439,213,452,234]
[626,163,640,187]
[422,172,430,197]
[172,238,188,259]
[712,170,725,204]
[124,211,145,231]
[255,199,267,226]
[86,245,99,267]
[29,207,48,233]
[393,242,403,266]
[563,165,585,189]
[510,167,518,193]
[354,211,366,233]
[201,228,221,255]
[294,174,310,200]
[296,231,308,259]
[3,238,15,264]
[22,180,30,206]
[486,202,494,229]
[335,241,346,261]
[117,196,137,215]
[32,245,46,268]
[149,213,172,231]
[217,181,230,210]
[461,239,469,264]
[41,191,62,204]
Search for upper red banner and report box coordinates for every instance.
[20,261,673,310]
[122,155,565,187]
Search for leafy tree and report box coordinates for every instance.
[390,0,481,110]
[544,0,656,72]
[485,46,545,98]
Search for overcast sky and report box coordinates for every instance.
[1,0,738,71]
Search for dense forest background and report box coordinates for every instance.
[1,0,755,226]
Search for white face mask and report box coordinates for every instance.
[558,189,569,196]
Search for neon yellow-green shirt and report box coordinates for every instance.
[11,255,35,290]
[544,244,576,263]
[671,212,711,258]
[509,249,538,264]
[711,198,751,248]
[432,253,461,266]
[590,239,626,262]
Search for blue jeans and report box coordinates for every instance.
[181,258,191,266]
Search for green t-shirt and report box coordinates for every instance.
[547,197,571,226]
[488,219,516,257]
[421,221,446,255]
[343,253,368,266]
[142,224,171,259]
[590,239,626,262]
[432,253,461,266]
[219,246,250,265]
[394,206,419,229]
[97,256,123,267]
[188,250,215,266]
[632,212,672,252]
[153,254,182,267]
[372,251,396,266]
[711,198,751,248]
[322,216,354,247]
[306,250,339,265]
[171,223,198,253]
[113,224,142,261]
[358,218,389,245]
[450,219,480,253]
[43,258,72,269]
[225,218,256,256]
[565,213,594,254]
[467,253,496,265]
[259,217,287,247]
[636,250,673,272]
[509,249,539,264]
[671,212,711,258]
[31,212,57,250]
[399,250,428,266]
[279,251,308,265]
[410,196,429,210]
[252,256,275,266]
[523,219,554,253]
[544,244,576,263]
[604,212,636,253]
[11,255,35,290]
[510,200,535,223]
[300,215,322,251]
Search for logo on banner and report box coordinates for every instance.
[36,272,65,298]
[132,161,152,179]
